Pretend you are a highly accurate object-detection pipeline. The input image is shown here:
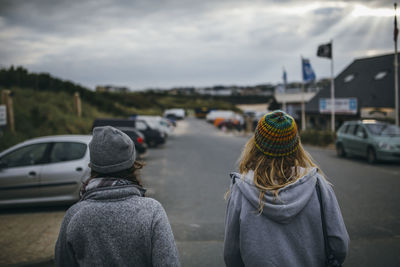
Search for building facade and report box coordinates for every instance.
[305,53,400,130]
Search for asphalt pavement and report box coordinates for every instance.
[142,117,400,267]
[304,145,400,267]
[141,118,241,267]
[0,117,399,266]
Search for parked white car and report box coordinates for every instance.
[137,115,174,137]
[163,109,185,120]
[206,110,235,123]
[0,135,92,207]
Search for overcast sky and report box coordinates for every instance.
[0,0,396,90]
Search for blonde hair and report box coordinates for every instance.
[237,136,322,213]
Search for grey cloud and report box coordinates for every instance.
[313,7,344,16]
[0,0,395,89]
[308,7,349,36]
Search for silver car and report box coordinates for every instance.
[0,135,92,207]
[336,120,400,164]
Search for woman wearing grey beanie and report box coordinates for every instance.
[55,126,180,267]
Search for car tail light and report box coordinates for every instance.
[137,137,144,144]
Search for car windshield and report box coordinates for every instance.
[365,123,400,136]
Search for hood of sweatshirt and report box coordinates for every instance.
[232,167,318,224]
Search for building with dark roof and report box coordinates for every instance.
[305,53,400,130]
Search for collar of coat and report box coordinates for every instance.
[80,178,146,201]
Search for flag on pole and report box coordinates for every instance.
[283,68,288,88]
[395,3,399,42]
[302,58,316,83]
[317,42,332,59]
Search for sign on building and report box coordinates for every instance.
[319,98,357,114]
[0,105,6,126]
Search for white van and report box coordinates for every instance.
[206,110,235,123]
[163,109,185,120]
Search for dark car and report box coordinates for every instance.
[164,114,177,126]
[116,127,147,155]
[133,119,166,147]
[93,118,136,128]
[93,118,165,148]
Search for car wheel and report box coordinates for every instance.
[367,147,377,164]
[148,140,157,148]
[336,143,346,158]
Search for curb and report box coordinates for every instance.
[4,258,54,267]
[303,143,336,151]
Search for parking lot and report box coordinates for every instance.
[0,118,400,266]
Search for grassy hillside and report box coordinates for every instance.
[0,87,239,151]
[0,87,112,151]
[0,67,242,151]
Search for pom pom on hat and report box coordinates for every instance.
[254,110,299,157]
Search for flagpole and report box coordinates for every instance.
[302,83,306,131]
[301,57,306,131]
[283,67,287,112]
[330,39,335,132]
[395,3,399,126]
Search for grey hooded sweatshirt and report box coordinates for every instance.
[224,168,349,267]
[55,184,180,267]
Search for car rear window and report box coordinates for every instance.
[346,124,357,135]
[136,121,148,131]
[339,124,349,134]
[49,142,87,163]
[123,131,139,140]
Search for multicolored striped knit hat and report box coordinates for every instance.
[254,110,299,157]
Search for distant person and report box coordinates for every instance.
[55,126,180,267]
[224,110,349,267]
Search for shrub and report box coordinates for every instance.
[300,130,336,147]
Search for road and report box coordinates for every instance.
[0,117,399,266]
[142,118,241,267]
[142,117,400,267]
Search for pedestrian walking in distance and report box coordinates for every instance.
[224,110,349,267]
[55,126,180,267]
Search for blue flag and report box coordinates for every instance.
[302,58,316,83]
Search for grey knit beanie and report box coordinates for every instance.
[89,126,136,174]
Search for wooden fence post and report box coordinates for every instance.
[74,92,82,118]
[1,90,15,133]
[246,116,253,133]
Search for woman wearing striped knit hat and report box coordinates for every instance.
[224,110,349,267]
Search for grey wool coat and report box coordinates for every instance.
[55,184,180,267]
[224,168,349,267]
